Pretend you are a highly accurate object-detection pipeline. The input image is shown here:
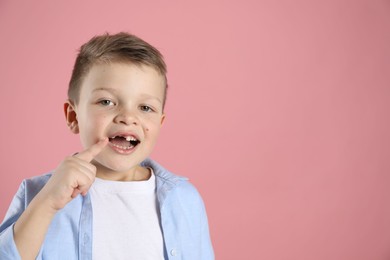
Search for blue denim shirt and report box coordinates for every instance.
[0,158,214,259]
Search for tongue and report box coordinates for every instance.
[110,136,131,147]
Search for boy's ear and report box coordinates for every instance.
[64,100,79,134]
[160,114,166,126]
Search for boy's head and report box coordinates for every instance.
[64,32,167,179]
[68,32,168,109]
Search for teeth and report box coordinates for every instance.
[111,143,134,150]
[126,136,138,141]
[109,135,137,141]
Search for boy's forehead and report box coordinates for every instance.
[85,62,164,83]
[79,62,165,98]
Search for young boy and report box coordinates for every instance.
[0,32,214,260]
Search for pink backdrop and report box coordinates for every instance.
[1,1,390,259]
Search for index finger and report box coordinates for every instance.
[74,138,108,162]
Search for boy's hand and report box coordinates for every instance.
[13,138,108,259]
[36,138,108,212]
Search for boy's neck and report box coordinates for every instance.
[94,164,151,182]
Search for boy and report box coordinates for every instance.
[0,32,214,259]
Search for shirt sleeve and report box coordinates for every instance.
[0,180,26,260]
[197,188,215,260]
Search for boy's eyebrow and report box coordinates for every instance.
[93,87,162,104]
[93,87,118,93]
[139,94,162,104]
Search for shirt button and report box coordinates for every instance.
[170,249,177,256]
[83,234,90,244]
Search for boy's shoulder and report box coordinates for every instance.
[141,158,188,183]
[22,172,52,189]
[16,172,53,203]
[25,172,52,183]
[142,158,205,206]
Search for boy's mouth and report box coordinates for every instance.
[108,135,140,150]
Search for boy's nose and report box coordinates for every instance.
[114,109,139,125]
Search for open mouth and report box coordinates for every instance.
[108,135,140,150]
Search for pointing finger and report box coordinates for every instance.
[74,138,108,162]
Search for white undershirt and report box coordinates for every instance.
[90,169,164,260]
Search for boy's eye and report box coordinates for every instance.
[99,100,114,106]
[140,105,153,112]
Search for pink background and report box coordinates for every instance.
[1,1,390,259]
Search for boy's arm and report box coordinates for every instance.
[13,196,57,260]
[7,138,107,260]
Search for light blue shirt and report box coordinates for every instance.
[0,158,214,259]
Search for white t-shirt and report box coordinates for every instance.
[89,170,164,260]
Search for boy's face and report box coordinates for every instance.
[65,62,165,179]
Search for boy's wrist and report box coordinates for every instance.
[30,194,60,216]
